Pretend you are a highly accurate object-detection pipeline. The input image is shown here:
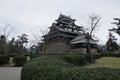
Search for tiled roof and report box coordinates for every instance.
[70,34,98,44]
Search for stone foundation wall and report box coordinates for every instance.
[71,48,97,54]
[71,48,86,54]
[91,49,97,53]
[45,42,70,54]
[44,43,97,54]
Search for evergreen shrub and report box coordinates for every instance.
[0,55,9,65]
[13,55,27,66]
[21,55,120,80]
[62,67,120,80]
[30,54,41,59]
[93,54,102,59]
[8,53,29,57]
[102,53,120,57]
[64,55,86,66]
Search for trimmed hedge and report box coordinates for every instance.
[21,56,74,80]
[102,53,120,57]
[64,55,86,66]
[29,54,70,59]
[0,55,9,65]
[13,55,27,66]
[30,54,42,59]
[62,68,120,80]
[21,55,120,80]
[8,53,30,57]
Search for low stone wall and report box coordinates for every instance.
[71,48,97,54]
[71,48,86,54]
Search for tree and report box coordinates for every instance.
[33,42,44,54]
[31,26,48,43]
[109,18,120,34]
[8,37,16,53]
[0,35,5,54]
[85,14,101,63]
[15,34,28,53]
[0,24,15,56]
[17,34,28,46]
[106,32,119,53]
[30,26,48,53]
[108,18,120,53]
[7,34,28,54]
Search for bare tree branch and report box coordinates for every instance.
[30,26,49,45]
[85,14,101,63]
[89,14,101,36]
[0,24,15,56]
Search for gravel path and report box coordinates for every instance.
[0,67,22,80]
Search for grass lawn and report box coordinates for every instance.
[9,57,13,64]
[85,57,120,68]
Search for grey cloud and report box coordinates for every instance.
[0,0,120,44]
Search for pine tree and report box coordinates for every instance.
[106,32,119,52]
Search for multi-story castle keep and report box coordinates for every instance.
[43,14,97,54]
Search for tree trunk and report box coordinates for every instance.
[4,39,8,56]
[86,34,94,63]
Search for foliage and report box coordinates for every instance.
[13,55,27,66]
[7,38,16,53]
[30,54,42,59]
[64,55,86,66]
[17,34,28,46]
[62,68,120,80]
[0,55,9,65]
[8,53,30,57]
[84,54,101,63]
[21,56,74,80]
[0,25,15,56]
[21,54,120,80]
[106,33,119,52]
[101,53,120,57]
[110,18,120,35]
[30,42,45,54]
[13,34,28,53]
[29,53,72,59]
[8,34,28,54]
[0,33,28,55]
[93,54,102,59]
[0,35,5,54]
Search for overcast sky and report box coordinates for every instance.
[0,0,120,45]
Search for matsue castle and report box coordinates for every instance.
[43,14,98,54]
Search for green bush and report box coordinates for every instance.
[30,54,41,59]
[102,53,120,57]
[8,53,29,57]
[64,55,86,66]
[84,54,102,63]
[13,55,27,66]
[93,54,102,59]
[21,56,74,80]
[21,55,120,80]
[29,54,68,59]
[0,55,9,65]
[8,53,17,57]
[62,68,120,80]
